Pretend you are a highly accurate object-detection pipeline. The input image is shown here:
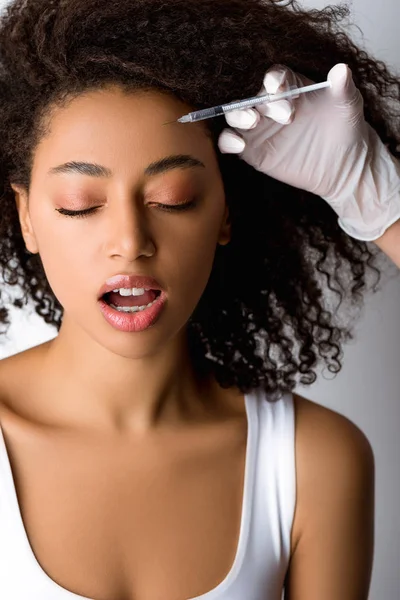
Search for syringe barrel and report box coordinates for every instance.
[187,106,225,122]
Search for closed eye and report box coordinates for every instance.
[55,200,198,219]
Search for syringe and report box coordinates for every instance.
[172,79,331,124]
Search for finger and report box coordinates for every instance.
[263,66,288,94]
[263,64,303,97]
[256,65,296,123]
[218,129,246,154]
[224,108,260,130]
[257,99,294,124]
[224,65,294,130]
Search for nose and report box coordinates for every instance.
[104,199,156,260]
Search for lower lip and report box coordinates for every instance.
[98,291,167,333]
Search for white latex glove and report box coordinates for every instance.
[218,63,400,242]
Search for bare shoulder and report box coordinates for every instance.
[0,353,18,403]
[0,353,21,417]
[286,392,375,599]
[292,391,374,464]
[291,391,375,529]
[0,344,49,417]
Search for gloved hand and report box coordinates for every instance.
[218,63,400,242]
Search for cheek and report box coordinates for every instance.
[169,221,221,311]
[36,245,85,309]
[29,209,90,303]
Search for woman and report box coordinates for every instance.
[0,0,398,598]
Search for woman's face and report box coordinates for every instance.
[12,85,231,357]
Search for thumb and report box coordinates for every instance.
[328,62,358,102]
[327,63,364,126]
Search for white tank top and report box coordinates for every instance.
[0,388,296,600]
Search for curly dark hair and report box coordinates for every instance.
[0,0,398,400]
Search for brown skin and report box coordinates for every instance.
[11,85,232,436]
[373,218,400,267]
[7,84,374,599]
[284,394,375,600]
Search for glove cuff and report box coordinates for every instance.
[329,130,400,241]
[337,190,400,241]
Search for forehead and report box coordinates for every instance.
[32,86,215,182]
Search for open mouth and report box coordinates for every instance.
[101,289,162,308]
[98,287,166,330]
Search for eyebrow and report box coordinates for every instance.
[47,154,206,178]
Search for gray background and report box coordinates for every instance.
[0,0,399,598]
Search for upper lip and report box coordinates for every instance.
[98,273,164,298]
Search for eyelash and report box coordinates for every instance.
[56,200,197,219]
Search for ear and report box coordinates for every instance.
[218,202,232,246]
[10,183,39,254]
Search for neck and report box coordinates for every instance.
[34,321,218,436]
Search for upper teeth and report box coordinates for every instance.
[112,287,152,296]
